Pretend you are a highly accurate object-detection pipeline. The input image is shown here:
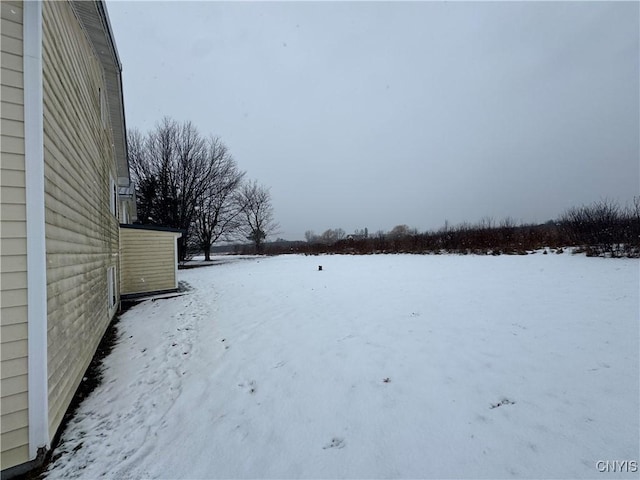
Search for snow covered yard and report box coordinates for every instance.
[45,253,639,479]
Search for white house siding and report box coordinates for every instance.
[120,228,180,296]
[41,1,120,440]
[0,0,30,471]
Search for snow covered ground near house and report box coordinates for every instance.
[44,253,639,479]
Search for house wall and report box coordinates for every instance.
[1,0,30,471]
[41,0,120,439]
[120,228,180,296]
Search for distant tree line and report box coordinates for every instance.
[558,198,640,257]
[127,117,278,260]
[262,198,640,258]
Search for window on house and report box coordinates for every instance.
[99,87,108,127]
[122,204,129,224]
[110,177,118,218]
[107,266,117,310]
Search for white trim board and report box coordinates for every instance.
[24,0,50,458]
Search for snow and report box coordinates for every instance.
[44,253,639,479]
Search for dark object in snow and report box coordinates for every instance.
[318,265,323,271]
[383,377,391,383]
[490,398,516,409]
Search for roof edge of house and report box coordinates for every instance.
[70,0,130,187]
[120,223,185,235]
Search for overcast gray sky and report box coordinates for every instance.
[107,1,639,241]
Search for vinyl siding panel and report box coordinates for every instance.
[2,409,28,433]
[1,17,22,42]
[0,338,27,360]
[1,202,26,221]
[1,373,28,397]
[1,186,27,204]
[1,2,22,22]
[1,84,23,105]
[0,360,27,387]
[1,322,28,341]
[0,291,27,314]
[0,221,26,238]
[2,271,27,290]
[0,306,28,326]
[1,254,27,273]
[42,1,119,441]
[1,117,24,137]
[1,446,29,472]
[2,153,26,172]
[0,35,22,56]
[1,427,29,451]
[0,166,26,186]
[0,238,27,256]
[1,68,22,89]
[0,132,24,154]
[120,228,179,295]
[1,102,24,122]
[0,392,28,416]
[0,0,28,470]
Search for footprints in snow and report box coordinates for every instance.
[337,334,355,342]
[235,378,348,452]
[589,362,611,372]
[238,380,257,394]
[323,437,346,450]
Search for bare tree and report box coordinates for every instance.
[478,216,495,230]
[193,139,245,260]
[352,228,368,239]
[559,198,625,256]
[319,228,346,244]
[388,224,415,239]
[236,180,279,254]
[127,117,229,260]
[127,128,155,223]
